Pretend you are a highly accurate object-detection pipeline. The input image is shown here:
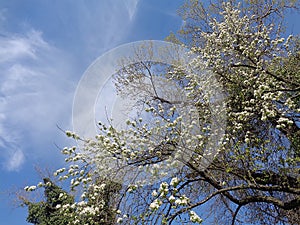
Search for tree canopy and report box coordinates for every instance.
[23,1,300,224]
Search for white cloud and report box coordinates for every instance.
[0,30,49,63]
[68,0,140,57]
[4,148,25,172]
[0,36,35,62]
[124,0,140,20]
[0,125,24,171]
[0,1,141,172]
[0,30,75,171]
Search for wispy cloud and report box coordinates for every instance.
[0,112,24,171]
[0,1,141,172]
[67,0,140,58]
[3,148,24,172]
[0,33,37,62]
[124,0,140,20]
[0,30,75,171]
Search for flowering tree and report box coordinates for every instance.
[21,178,74,225]
[23,1,300,224]
[22,177,121,225]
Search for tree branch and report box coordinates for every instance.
[231,204,243,225]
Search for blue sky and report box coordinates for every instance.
[0,1,183,224]
[0,1,299,225]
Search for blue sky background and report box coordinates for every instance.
[0,1,299,225]
[0,1,183,224]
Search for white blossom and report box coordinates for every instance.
[149,199,162,211]
[117,217,123,223]
[170,177,180,187]
[189,211,203,223]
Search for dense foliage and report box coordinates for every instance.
[22,178,74,225]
